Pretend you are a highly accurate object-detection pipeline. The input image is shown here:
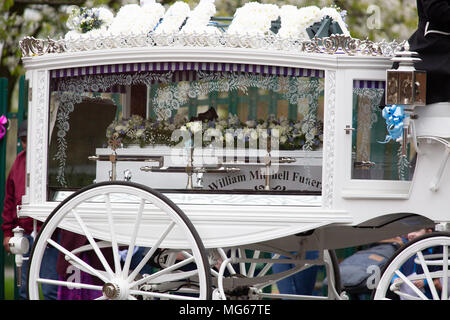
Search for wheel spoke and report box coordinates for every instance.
[238,248,247,276]
[256,263,306,291]
[36,277,103,291]
[72,208,115,277]
[442,245,448,300]
[104,193,122,276]
[248,250,260,278]
[394,269,429,300]
[122,198,145,277]
[257,253,279,277]
[185,250,220,277]
[417,251,439,300]
[217,248,236,275]
[143,269,199,283]
[131,256,195,287]
[47,238,110,284]
[127,221,176,281]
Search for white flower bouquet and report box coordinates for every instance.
[154,1,190,34]
[108,2,165,36]
[65,6,114,40]
[227,2,280,36]
[63,2,350,43]
[277,5,350,40]
[180,0,219,35]
[319,7,350,36]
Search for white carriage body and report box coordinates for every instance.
[18,33,449,252]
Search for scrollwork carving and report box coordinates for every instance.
[20,36,65,57]
[20,32,406,58]
[323,70,336,209]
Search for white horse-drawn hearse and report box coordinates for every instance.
[10,0,450,300]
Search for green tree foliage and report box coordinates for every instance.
[0,0,418,112]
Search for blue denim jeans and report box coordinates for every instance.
[271,250,319,295]
[19,234,58,300]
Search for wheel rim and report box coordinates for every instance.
[27,181,211,300]
[373,232,450,300]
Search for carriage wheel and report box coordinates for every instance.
[27,181,212,300]
[210,246,341,300]
[373,232,450,300]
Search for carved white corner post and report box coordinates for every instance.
[26,69,50,205]
[322,69,336,209]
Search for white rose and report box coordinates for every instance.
[136,129,145,137]
[108,3,165,35]
[97,7,114,26]
[64,30,81,40]
[115,125,126,132]
[186,121,202,133]
[245,120,257,128]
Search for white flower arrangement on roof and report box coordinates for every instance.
[107,1,165,36]
[277,5,349,40]
[277,5,314,39]
[320,7,349,36]
[153,1,190,34]
[227,2,280,36]
[65,6,114,40]
[180,0,219,35]
[62,1,351,47]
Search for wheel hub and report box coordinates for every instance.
[102,279,130,300]
[102,283,120,299]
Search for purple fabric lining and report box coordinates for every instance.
[50,62,325,79]
[353,79,386,89]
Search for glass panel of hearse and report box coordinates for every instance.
[351,80,416,181]
[47,68,325,200]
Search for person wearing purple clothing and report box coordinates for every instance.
[1,121,58,299]
[2,122,32,251]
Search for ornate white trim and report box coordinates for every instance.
[323,70,336,209]
[33,71,47,204]
[20,33,406,58]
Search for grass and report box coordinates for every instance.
[4,273,16,300]
[3,253,18,300]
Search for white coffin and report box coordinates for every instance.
[95,146,323,192]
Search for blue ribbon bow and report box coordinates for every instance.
[379,104,405,144]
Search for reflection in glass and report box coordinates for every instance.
[47,68,325,199]
[351,81,415,181]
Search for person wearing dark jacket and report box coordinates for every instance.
[408,0,450,104]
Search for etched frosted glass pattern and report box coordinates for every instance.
[351,86,414,181]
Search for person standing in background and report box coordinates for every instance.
[408,0,450,104]
[1,121,58,299]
